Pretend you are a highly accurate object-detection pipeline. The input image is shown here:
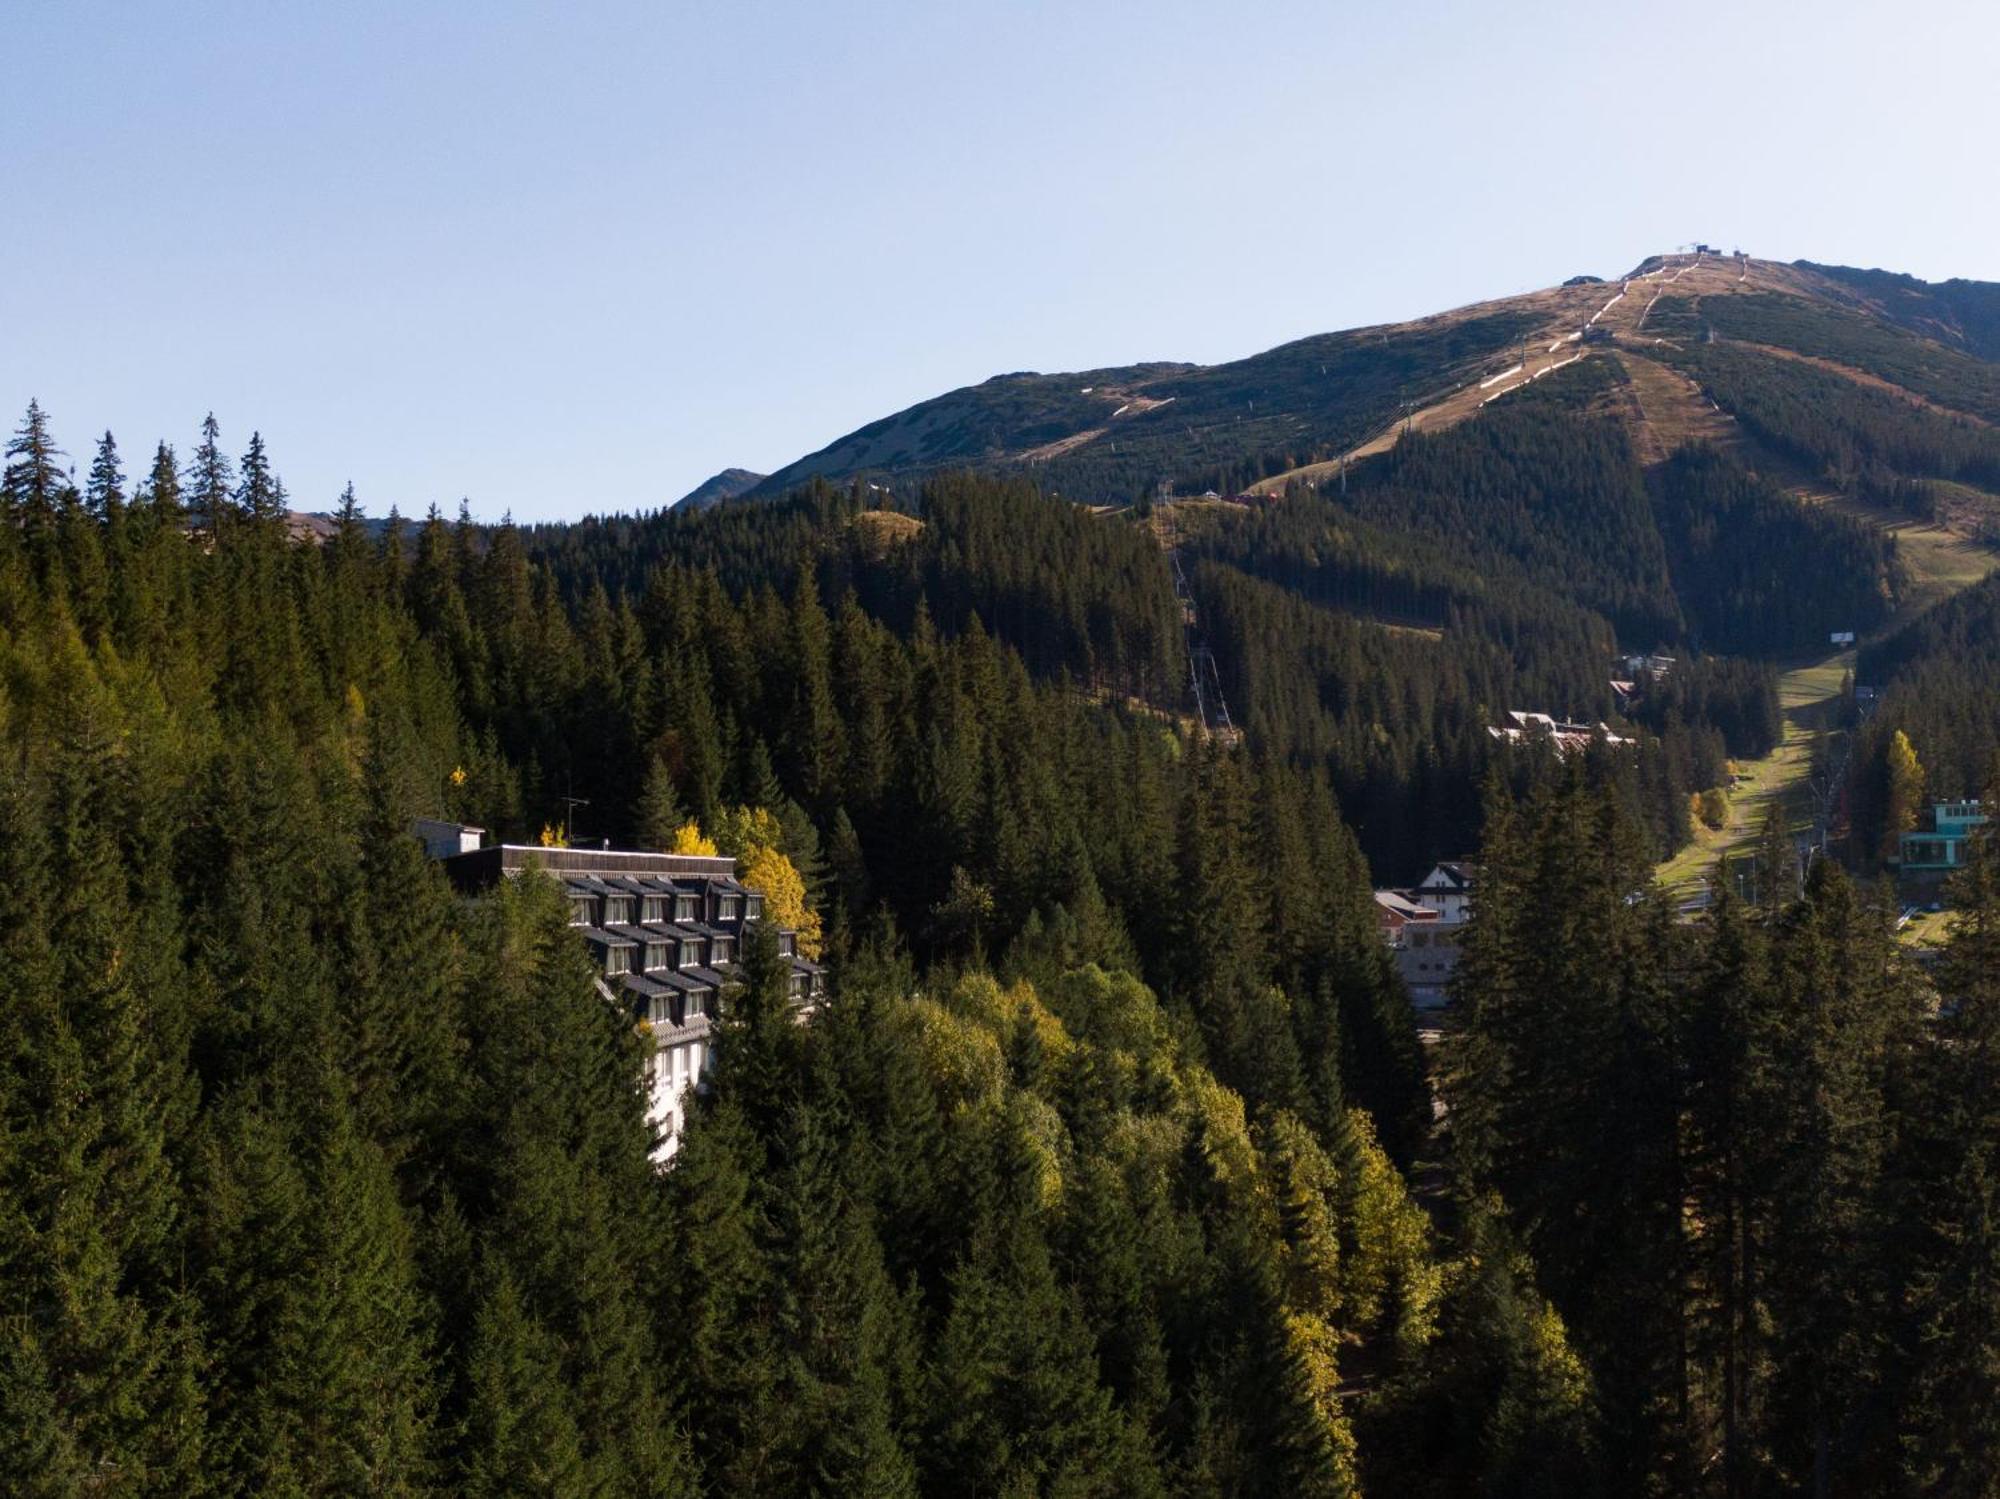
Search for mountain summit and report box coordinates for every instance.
[675,466,767,509]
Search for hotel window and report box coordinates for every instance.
[643,896,666,922]
[719,895,741,921]
[681,940,704,970]
[605,946,632,976]
[646,942,667,971]
[778,933,795,957]
[746,895,764,921]
[569,897,592,926]
[605,897,633,925]
[711,937,732,963]
[676,896,698,922]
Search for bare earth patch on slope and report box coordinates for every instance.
[1612,350,1740,464]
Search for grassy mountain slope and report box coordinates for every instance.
[744,252,2000,515]
[746,308,1548,503]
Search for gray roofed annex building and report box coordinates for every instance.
[432,838,826,1162]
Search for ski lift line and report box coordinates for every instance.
[1168,544,1235,735]
[1479,363,1525,389]
[1480,350,1583,406]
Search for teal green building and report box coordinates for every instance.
[1899,800,1989,873]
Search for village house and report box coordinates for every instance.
[429,833,825,1162]
[1488,710,1632,757]
[1411,860,1478,922]
[1375,861,1479,1009]
[1617,652,1676,681]
[1372,888,1438,943]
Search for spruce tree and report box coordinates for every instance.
[341,738,467,1190]
[85,430,125,520]
[186,412,233,538]
[1896,826,2000,1494]
[457,1267,592,1497]
[1684,884,1771,1497]
[1758,860,1913,1492]
[636,753,687,851]
[926,1211,1155,1497]
[234,431,285,529]
[759,1098,919,1496]
[3,399,68,552]
[0,662,207,1492]
[660,1097,779,1487]
[139,441,182,531]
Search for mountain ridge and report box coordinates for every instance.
[676,466,768,509]
[721,254,2000,508]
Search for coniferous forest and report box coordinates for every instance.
[6,389,2000,1499]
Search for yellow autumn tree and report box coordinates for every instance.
[1263,1112,1345,1320]
[669,821,718,856]
[740,842,822,958]
[1340,1107,1444,1352]
[712,804,823,957]
[537,822,568,848]
[1884,728,1926,864]
[1281,1310,1360,1490]
[897,996,1006,1109]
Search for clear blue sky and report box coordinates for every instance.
[6,0,1995,522]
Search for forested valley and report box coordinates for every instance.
[4,370,2000,1499]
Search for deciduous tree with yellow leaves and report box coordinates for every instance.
[669,821,718,857]
[711,805,823,958]
[1883,727,1926,864]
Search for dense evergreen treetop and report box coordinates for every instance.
[1657,336,2000,495]
[1649,289,2000,425]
